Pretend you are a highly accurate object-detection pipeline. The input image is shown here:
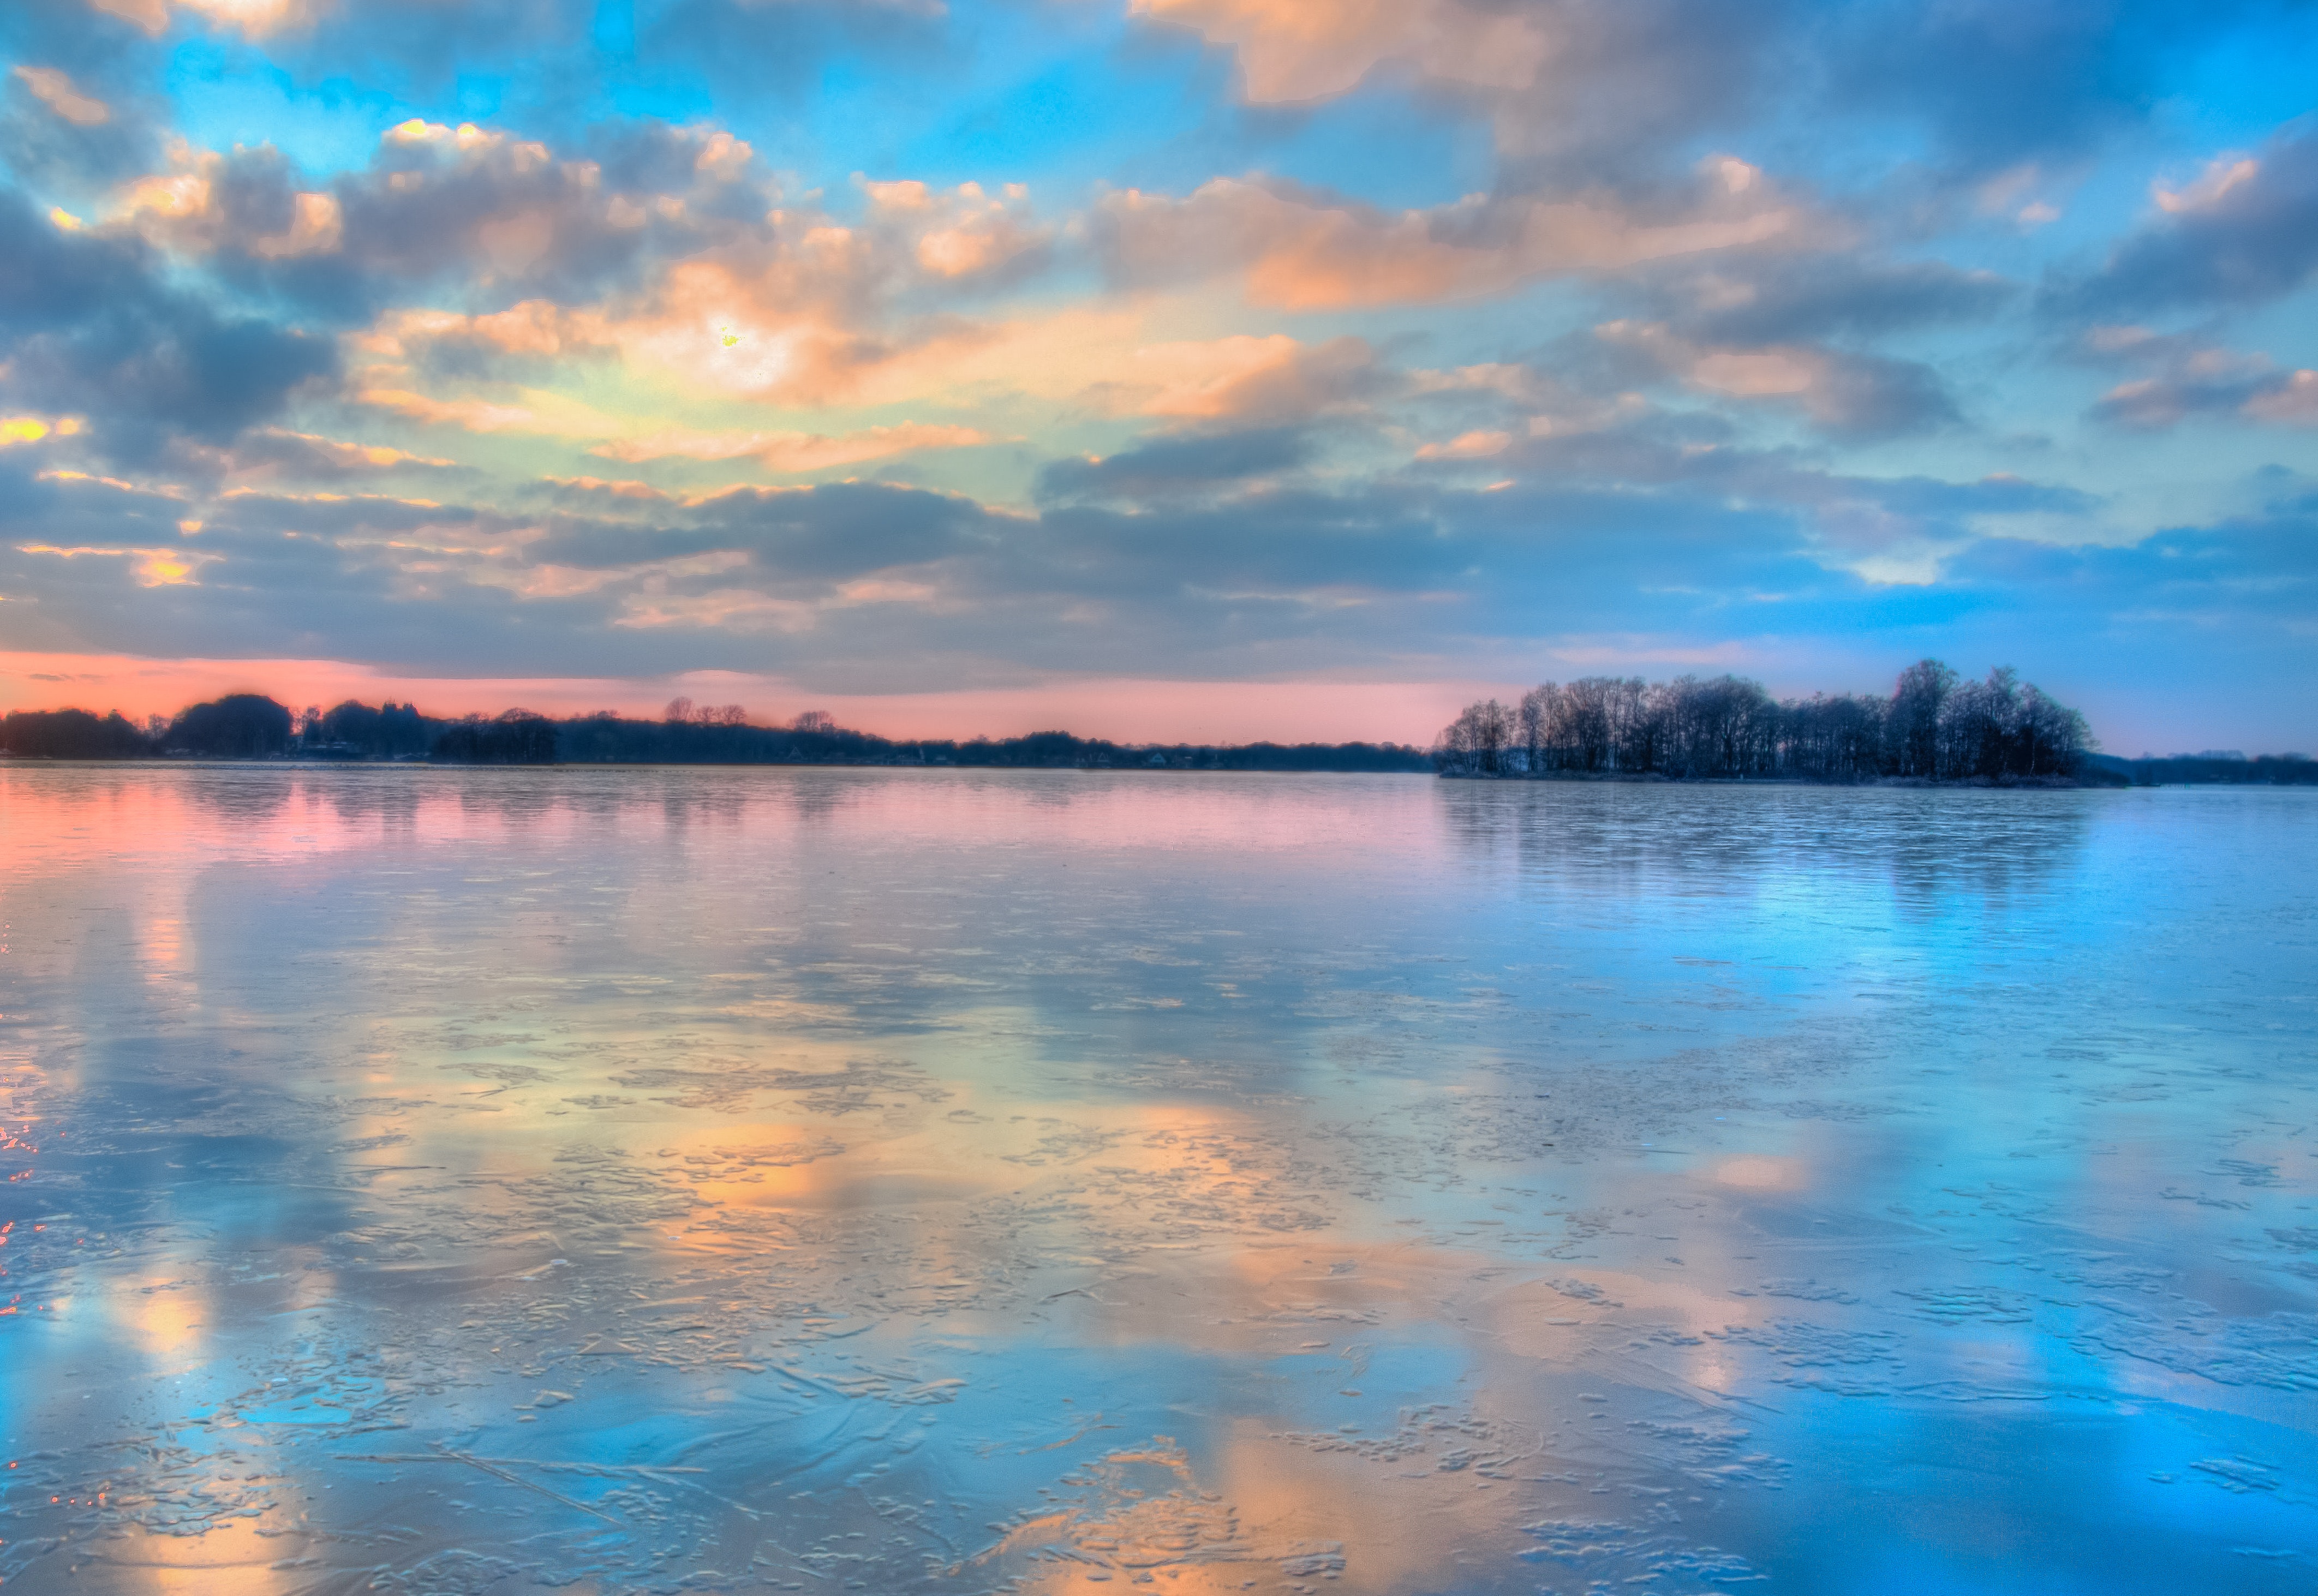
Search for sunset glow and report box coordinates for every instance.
[2,1,2314,749]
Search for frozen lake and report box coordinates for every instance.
[1,765,2313,1593]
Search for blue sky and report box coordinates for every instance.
[1,0,2313,749]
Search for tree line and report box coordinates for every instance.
[2086,751,2317,786]
[1433,661,2105,782]
[0,693,1431,772]
[9,677,2308,784]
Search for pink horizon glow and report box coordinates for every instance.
[0,653,1509,746]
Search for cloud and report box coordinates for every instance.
[593,421,990,473]
[2080,326,2318,430]
[2,0,2310,746]
[1943,486,2318,645]
[1403,361,1647,450]
[1130,0,1550,104]
[1594,320,1958,437]
[15,537,220,587]
[2058,123,2318,314]
[101,118,785,324]
[1089,334,1381,423]
[3,409,2278,728]
[0,189,337,461]
[1132,0,1787,189]
[0,19,165,192]
[350,387,561,433]
[1097,158,1821,308]
[0,414,86,447]
[224,427,463,479]
[284,144,1067,411]
[1037,427,1312,502]
[89,0,315,37]
[14,66,111,126]
[860,177,1052,287]
[1647,257,2017,346]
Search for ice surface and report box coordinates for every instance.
[0,767,2313,1593]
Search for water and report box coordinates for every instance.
[1,766,2313,1594]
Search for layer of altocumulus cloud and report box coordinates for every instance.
[0,0,2314,748]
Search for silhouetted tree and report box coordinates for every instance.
[2016,684,2091,776]
[1516,683,1559,771]
[1434,699,1514,773]
[1888,659,1956,778]
[1,708,151,758]
[316,700,437,757]
[1438,660,2095,782]
[169,695,292,758]
[431,710,557,764]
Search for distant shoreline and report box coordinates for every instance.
[1438,768,2102,787]
[0,697,1431,773]
[7,753,2314,787]
[7,679,2312,785]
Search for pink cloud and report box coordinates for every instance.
[1101,160,1818,309]
[1131,0,1549,104]
[14,65,111,126]
[592,421,990,472]
[1093,333,1378,421]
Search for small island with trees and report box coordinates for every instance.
[1434,660,2097,782]
[1,660,2310,785]
[1431,659,2310,786]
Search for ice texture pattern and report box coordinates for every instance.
[0,767,2313,1593]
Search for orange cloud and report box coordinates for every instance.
[593,421,991,472]
[2153,153,2260,215]
[233,429,456,473]
[15,543,220,588]
[1605,321,1824,399]
[863,177,1049,279]
[1103,159,1815,309]
[352,388,546,433]
[1131,0,1549,103]
[15,65,111,125]
[1413,428,1511,461]
[1,415,85,446]
[2244,369,2318,425]
[116,144,342,258]
[1598,319,1929,433]
[1099,333,1377,421]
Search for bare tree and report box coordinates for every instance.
[1558,679,1613,770]
[2016,683,2092,775]
[1517,683,1557,773]
[1887,659,1956,778]
[664,696,695,724]
[1451,658,2089,783]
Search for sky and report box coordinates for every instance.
[0,0,2314,752]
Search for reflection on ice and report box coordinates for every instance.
[0,767,2313,1593]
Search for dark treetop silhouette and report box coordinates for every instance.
[1432,661,2307,785]
[3,667,2308,783]
[3,695,1427,772]
[1434,661,2095,782]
